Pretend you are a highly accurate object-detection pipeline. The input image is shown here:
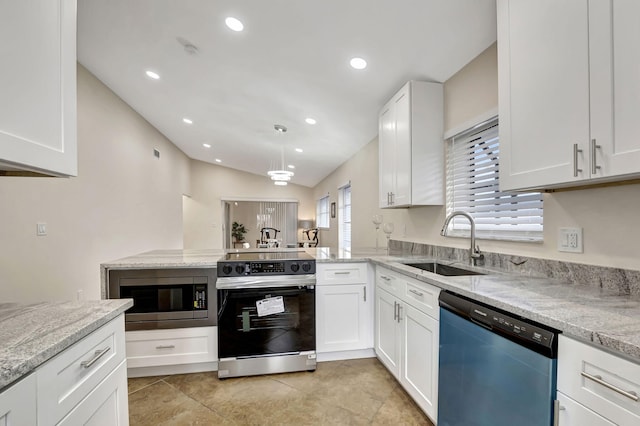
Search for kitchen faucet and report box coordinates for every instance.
[440,211,484,266]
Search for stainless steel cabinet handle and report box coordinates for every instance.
[156,345,176,350]
[581,371,639,401]
[591,138,601,175]
[380,275,391,282]
[363,286,366,302]
[334,271,351,275]
[553,400,565,426]
[80,347,111,369]
[393,301,398,321]
[573,143,583,177]
[409,289,424,297]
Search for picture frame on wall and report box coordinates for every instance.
[330,202,336,218]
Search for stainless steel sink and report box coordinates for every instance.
[403,262,485,276]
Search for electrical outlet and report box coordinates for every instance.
[558,227,583,253]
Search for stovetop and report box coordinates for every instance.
[218,251,316,277]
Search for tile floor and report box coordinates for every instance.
[127,358,434,425]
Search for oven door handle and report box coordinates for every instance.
[216,274,316,289]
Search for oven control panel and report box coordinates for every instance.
[218,260,316,277]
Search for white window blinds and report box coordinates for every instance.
[446,120,543,241]
[316,195,330,229]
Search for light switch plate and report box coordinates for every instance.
[558,227,583,253]
[36,223,47,236]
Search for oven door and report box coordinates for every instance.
[217,282,315,359]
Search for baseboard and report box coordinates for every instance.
[317,348,375,362]
[127,361,218,378]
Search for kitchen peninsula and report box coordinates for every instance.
[0,299,132,424]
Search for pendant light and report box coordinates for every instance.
[268,124,294,186]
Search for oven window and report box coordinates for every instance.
[218,287,315,358]
[121,285,195,313]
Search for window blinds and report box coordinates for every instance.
[446,120,543,241]
[316,195,330,228]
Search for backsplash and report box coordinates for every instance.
[389,240,640,297]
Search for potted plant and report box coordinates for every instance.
[232,221,248,243]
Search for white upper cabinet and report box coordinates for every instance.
[498,0,640,191]
[0,0,77,176]
[378,81,443,208]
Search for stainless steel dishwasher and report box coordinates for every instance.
[438,290,560,426]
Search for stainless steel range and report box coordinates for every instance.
[216,251,316,378]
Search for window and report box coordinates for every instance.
[445,119,543,241]
[316,195,330,229]
[338,184,352,251]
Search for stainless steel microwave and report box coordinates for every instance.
[107,268,216,331]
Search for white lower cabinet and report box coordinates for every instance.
[0,314,128,425]
[557,335,640,425]
[0,374,37,425]
[58,360,128,426]
[557,391,615,426]
[316,263,373,357]
[126,326,218,371]
[375,267,439,422]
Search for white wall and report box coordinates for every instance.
[0,65,190,302]
[315,43,640,270]
[184,159,314,249]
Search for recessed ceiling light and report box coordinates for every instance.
[305,118,317,125]
[274,181,288,186]
[215,158,222,163]
[288,164,295,169]
[145,70,160,80]
[183,118,193,124]
[225,17,244,32]
[350,57,367,70]
[202,143,211,148]
[295,148,303,153]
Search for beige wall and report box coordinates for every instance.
[184,160,314,249]
[316,42,640,270]
[0,65,191,302]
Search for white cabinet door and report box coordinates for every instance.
[498,0,590,191]
[392,85,412,207]
[557,392,615,426]
[0,374,36,426]
[399,303,439,421]
[316,283,371,353]
[602,0,640,176]
[379,104,395,208]
[58,360,129,426]
[0,0,77,176]
[375,287,401,377]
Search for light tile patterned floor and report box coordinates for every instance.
[128,358,434,425]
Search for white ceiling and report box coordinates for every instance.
[77,0,497,187]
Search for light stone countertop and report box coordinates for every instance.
[100,247,640,363]
[0,299,133,392]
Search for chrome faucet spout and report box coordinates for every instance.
[440,210,483,266]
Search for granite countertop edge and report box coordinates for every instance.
[0,299,133,392]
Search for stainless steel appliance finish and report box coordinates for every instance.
[107,268,216,331]
[217,251,316,379]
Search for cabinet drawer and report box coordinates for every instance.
[557,391,615,426]
[376,267,405,297]
[37,315,126,425]
[317,263,368,284]
[126,326,217,368]
[558,335,640,425]
[402,279,440,320]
